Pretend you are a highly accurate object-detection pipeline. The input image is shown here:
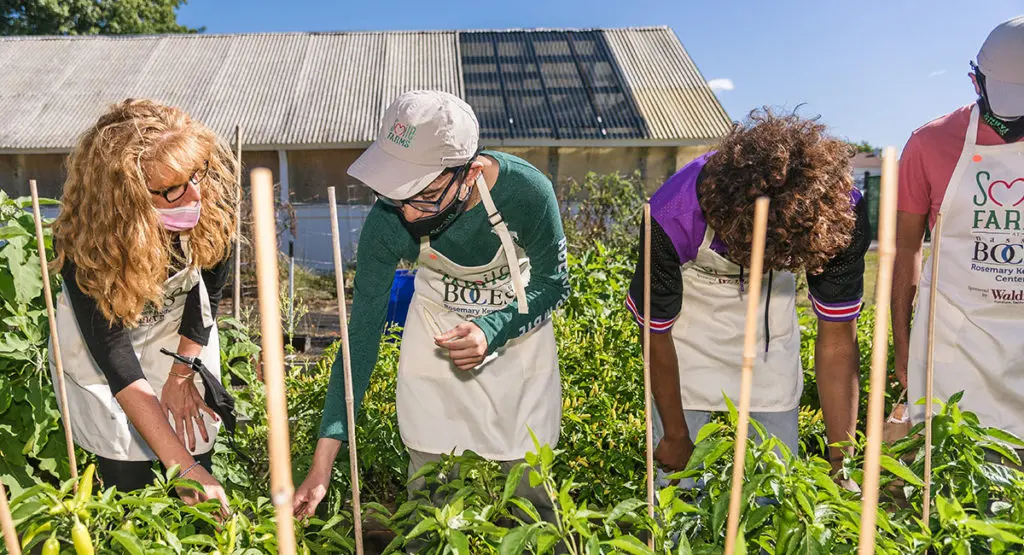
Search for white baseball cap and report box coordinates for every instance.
[348,90,480,200]
[977,15,1024,118]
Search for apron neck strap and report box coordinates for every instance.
[966,104,981,149]
[475,174,530,315]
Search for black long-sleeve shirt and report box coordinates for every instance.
[60,246,230,396]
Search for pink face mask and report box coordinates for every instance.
[155,204,202,231]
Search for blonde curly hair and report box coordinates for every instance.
[53,99,239,327]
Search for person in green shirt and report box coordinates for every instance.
[294,90,570,523]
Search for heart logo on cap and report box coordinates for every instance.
[988,178,1024,207]
[393,122,407,137]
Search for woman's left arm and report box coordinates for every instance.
[164,254,232,451]
[178,253,232,346]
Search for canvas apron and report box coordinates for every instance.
[670,227,803,412]
[395,176,561,460]
[50,236,222,461]
[908,104,1024,435]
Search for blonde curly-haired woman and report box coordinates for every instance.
[50,99,237,510]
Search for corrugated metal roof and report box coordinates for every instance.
[602,27,733,140]
[0,31,462,150]
[0,27,729,150]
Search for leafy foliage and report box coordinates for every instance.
[7,179,1024,554]
[0,0,201,36]
[0,190,79,497]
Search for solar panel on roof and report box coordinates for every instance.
[459,30,647,141]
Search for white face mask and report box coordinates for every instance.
[155,204,202,231]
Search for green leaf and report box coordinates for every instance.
[405,517,439,540]
[935,496,965,524]
[744,505,773,533]
[607,498,646,523]
[111,530,146,555]
[694,422,725,444]
[712,487,730,535]
[686,437,726,471]
[979,462,1018,488]
[604,536,655,555]
[879,455,923,487]
[502,462,527,503]
[962,519,1024,544]
[982,427,1024,447]
[508,498,542,524]
[0,225,31,240]
[1,236,43,305]
[449,529,471,555]
[499,524,539,555]
[724,393,738,424]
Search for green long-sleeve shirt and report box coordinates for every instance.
[319,151,571,442]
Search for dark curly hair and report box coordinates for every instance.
[698,108,856,274]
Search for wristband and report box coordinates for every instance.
[180,460,201,478]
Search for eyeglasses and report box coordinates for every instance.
[148,161,209,203]
[375,164,469,213]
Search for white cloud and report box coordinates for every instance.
[707,78,735,92]
[928,69,947,78]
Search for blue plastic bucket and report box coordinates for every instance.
[385,269,417,334]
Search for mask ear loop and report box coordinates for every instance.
[971,61,990,104]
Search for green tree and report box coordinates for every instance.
[0,0,202,36]
[849,140,879,154]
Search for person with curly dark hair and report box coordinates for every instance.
[626,108,870,488]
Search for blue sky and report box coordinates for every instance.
[178,0,1024,149]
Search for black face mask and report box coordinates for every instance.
[979,97,1024,143]
[974,65,1024,142]
[399,187,472,238]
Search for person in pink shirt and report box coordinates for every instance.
[893,16,1024,444]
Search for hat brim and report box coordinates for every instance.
[347,141,445,200]
[985,77,1024,118]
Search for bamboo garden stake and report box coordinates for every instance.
[723,196,770,555]
[251,168,297,555]
[922,213,944,525]
[29,179,78,482]
[327,186,364,555]
[857,146,900,555]
[642,203,655,546]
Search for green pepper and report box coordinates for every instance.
[71,520,94,555]
[72,464,96,510]
[41,535,60,555]
[20,521,53,548]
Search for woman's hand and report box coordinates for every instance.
[293,464,331,520]
[177,464,230,517]
[161,366,219,451]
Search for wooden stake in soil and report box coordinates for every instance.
[0,479,20,555]
[251,168,297,555]
[233,125,243,320]
[327,186,364,555]
[642,203,655,544]
[858,146,900,555]
[723,196,770,555]
[922,213,943,525]
[29,180,78,482]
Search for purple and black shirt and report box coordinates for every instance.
[627,152,870,334]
